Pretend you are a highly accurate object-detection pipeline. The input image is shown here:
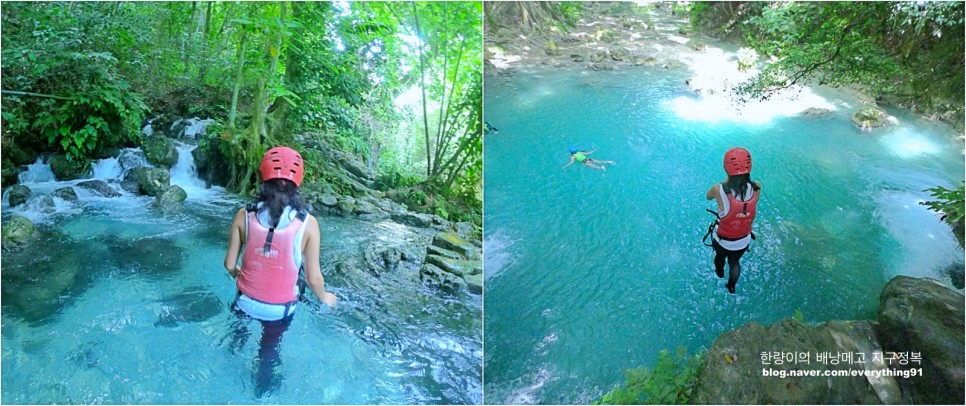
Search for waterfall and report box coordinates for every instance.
[170,142,219,200]
[92,157,123,180]
[18,158,56,184]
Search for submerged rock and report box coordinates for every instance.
[110,236,185,276]
[2,215,36,250]
[7,184,31,207]
[77,180,122,198]
[802,107,831,118]
[155,287,223,327]
[876,276,964,404]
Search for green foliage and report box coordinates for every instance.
[921,183,965,226]
[596,347,705,405]
[793,309,806,324]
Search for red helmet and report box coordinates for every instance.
[723,147,752,176]
[259,146,304,186]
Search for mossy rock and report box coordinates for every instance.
[135,167,171,196]
[155,185,187,207]
[851,107,888,129]
[590,51,607,63]
[544,41,561,56]
[690,41,707,52]
[2,164,21,187]
[2,215,36,250]
[49,154,91,181]
[431,232,478,260]
[141,135,179,168]
[53,186,79,201]
[464,273,482,295]
[7,184,31,207]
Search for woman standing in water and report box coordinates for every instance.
[223,146,338,397]
[706,147,760,294]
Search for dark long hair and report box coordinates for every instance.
[254,178,308,227]
[722,174,760,201]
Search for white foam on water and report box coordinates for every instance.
[875,190,962,282]
[184,118,216,139]
[879,126,942,159]
[92,157,123,180]
[170,142,222,201]
[483,230,517,281]
[18,158,56,184]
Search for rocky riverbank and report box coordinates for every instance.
[691,276,964,404]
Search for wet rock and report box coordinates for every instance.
[590,63,615,71]
[53,186,79,202]
[690,41,707,52]
[852,107,889,129]
[120,169,140,193]
[876,276,964,404]
[141,135,179,168]
[392,211,434,228]
[49,154,90,181]
[135,167,171,196]
[432,232,479,260]
[358,212,390,222]
[319,193,338,207]
[2,164,20,187]
[608,45,629,61]
[420,264,466,293]
[692,319,894,404]
[337,196,357,215]
[802,107,832,118]
[570,53,585,63]
[118,149,148,171]
[590,51,607,63]
[155,185,187,207]
[544,41,561,56]
[77,180,122,198]
[427,244,462,260]
[155,287,223,327]
[595,27,618,43]
[464,273,483,295]
[110,236,185,276]
[426,255,471,277]
[7,184,31,207]
[2,216,36,250]
[354,199,377,215]
[365,243,404,274]
[25,195,56,214]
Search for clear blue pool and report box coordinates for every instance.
[482,66,963,404]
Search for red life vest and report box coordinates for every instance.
[237,209,306,304]
[717,185,758,240]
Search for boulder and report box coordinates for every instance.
[544,41,561,56]
[426,255,470,277]
[691,318,895,404]
[875,276,964,404]
[354,199,377,215]
[2,164,20,187]
[364,243,403,274]
[120,169,140,193]
[53,186,79,202]
[77,180,122,198]
[432,232,479,260]
[608,45,629,61]
[420,263,466,293]
[141,135,179,168]
[337,196,357,215]
[464,273,483,295]
[7,184,31,207]
[135,167,171,196]
[319,193,339,207]
[155,185,187,207]
[49,154,90,181]
[690,41,707,52]
[590,52,607,63]
[26,195,56,214]
[391,211,434,228]
[802,107,832,118]
[427,244,463,260]
[570,53,585,63]
[118,149,148,171]
[2,215,36,250]
[852,107,889,129]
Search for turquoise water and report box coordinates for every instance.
[2,154,482,404]
[482,68,964,404]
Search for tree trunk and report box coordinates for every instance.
[228,31,248,130]
[412,2,433,177]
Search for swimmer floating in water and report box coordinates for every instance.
[562,146,615,171]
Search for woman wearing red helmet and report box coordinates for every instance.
[223,146,338,396]
[705,147,761,294]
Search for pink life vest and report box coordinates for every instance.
[717,186,758,240]
[237,209,305,304]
